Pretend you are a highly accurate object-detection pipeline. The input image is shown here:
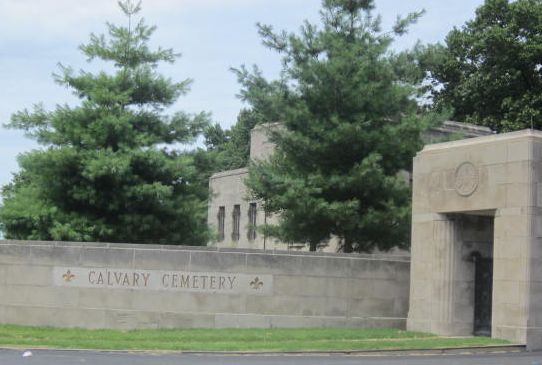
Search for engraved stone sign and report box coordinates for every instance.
[53,267,273,295]
[454,162,478,196]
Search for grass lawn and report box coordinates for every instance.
[0,325,511,352]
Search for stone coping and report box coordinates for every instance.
[420,128,542,153]
[0,240,410,262]
[251,121,282,131]
[433,120,494,136]
[209,167,249,180]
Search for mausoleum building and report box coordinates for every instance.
[207,121,493,251]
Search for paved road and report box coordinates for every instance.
[1,349,542,365]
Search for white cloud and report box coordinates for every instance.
[0,0,256,30]
[1,1,117,39]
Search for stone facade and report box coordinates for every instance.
[408,129,542,350]
[208,124,286,250]
[208,122,493,251]
[0,240,409,330]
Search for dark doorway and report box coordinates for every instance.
[473,252,493,336]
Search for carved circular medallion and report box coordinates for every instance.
[454,162,479,197]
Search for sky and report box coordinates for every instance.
[0,0,485,192]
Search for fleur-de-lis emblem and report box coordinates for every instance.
[62,270,75,282]
[250,277,264,290]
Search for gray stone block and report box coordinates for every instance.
[218,247,264,254]
[349,259,398,280]
[370,279,409,300]
[196,293,246,313]
[246,295,347,317]
[0,265,5,285]
[214,313,271,328]
[183,292,247,314]
[0,285,23,305]
[245,295,292,316]
[162,244,215,252]
[108,242,162,250]
[494,325,526,344]
[268,315,329,328]
[245,253,302,275]
[0,244,30,264]
[81,247,134,268]
[453,302,475,323]
[132,290,200,313]
[298,256,350,278]
[38,286,80,307]
[5,265,52,286]
[2,305,107,329]
[349,278,375,299]
[29,245,82,266]
[393,298,410,317]
[105,309,160,329]
[266,314,384,328]
[527,327,542,351]
[133,249,190,270]
[345,317,406,329]
[323,277,351,298]
[530,255,542,282]
[189,251,247,273]
[159,312,215,328]
[128,290,247,314]
[78,287,137,310]
[394,262,411,282]
[273,275,349,298]
[348,298,396,317]
[0,285,79,308]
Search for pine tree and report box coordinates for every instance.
[0,1,210,245]
[241,0,429,252]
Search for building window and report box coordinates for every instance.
[232,205,241,241]
[247,202,257,241]
[217,206,225,242]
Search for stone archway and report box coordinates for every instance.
[408,130,542,350]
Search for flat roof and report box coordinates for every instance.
[420,129,542,154]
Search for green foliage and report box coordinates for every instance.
[0,1,210,245]
[240,0,428,252]
[202,66,286,173]
[424,0,542,132]
[203,111,258,172]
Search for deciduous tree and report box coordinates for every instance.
[424,0,542,132]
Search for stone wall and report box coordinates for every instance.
[0,240,410,330]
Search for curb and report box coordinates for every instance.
[0,344,526,357]
[174,344,527,356]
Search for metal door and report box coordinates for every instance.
[473,253,493,336]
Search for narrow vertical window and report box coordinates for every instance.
[232,205,241,241]
[247,202,257,241]
[217,206,225,242]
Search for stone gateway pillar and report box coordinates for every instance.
[408,130,542,350]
